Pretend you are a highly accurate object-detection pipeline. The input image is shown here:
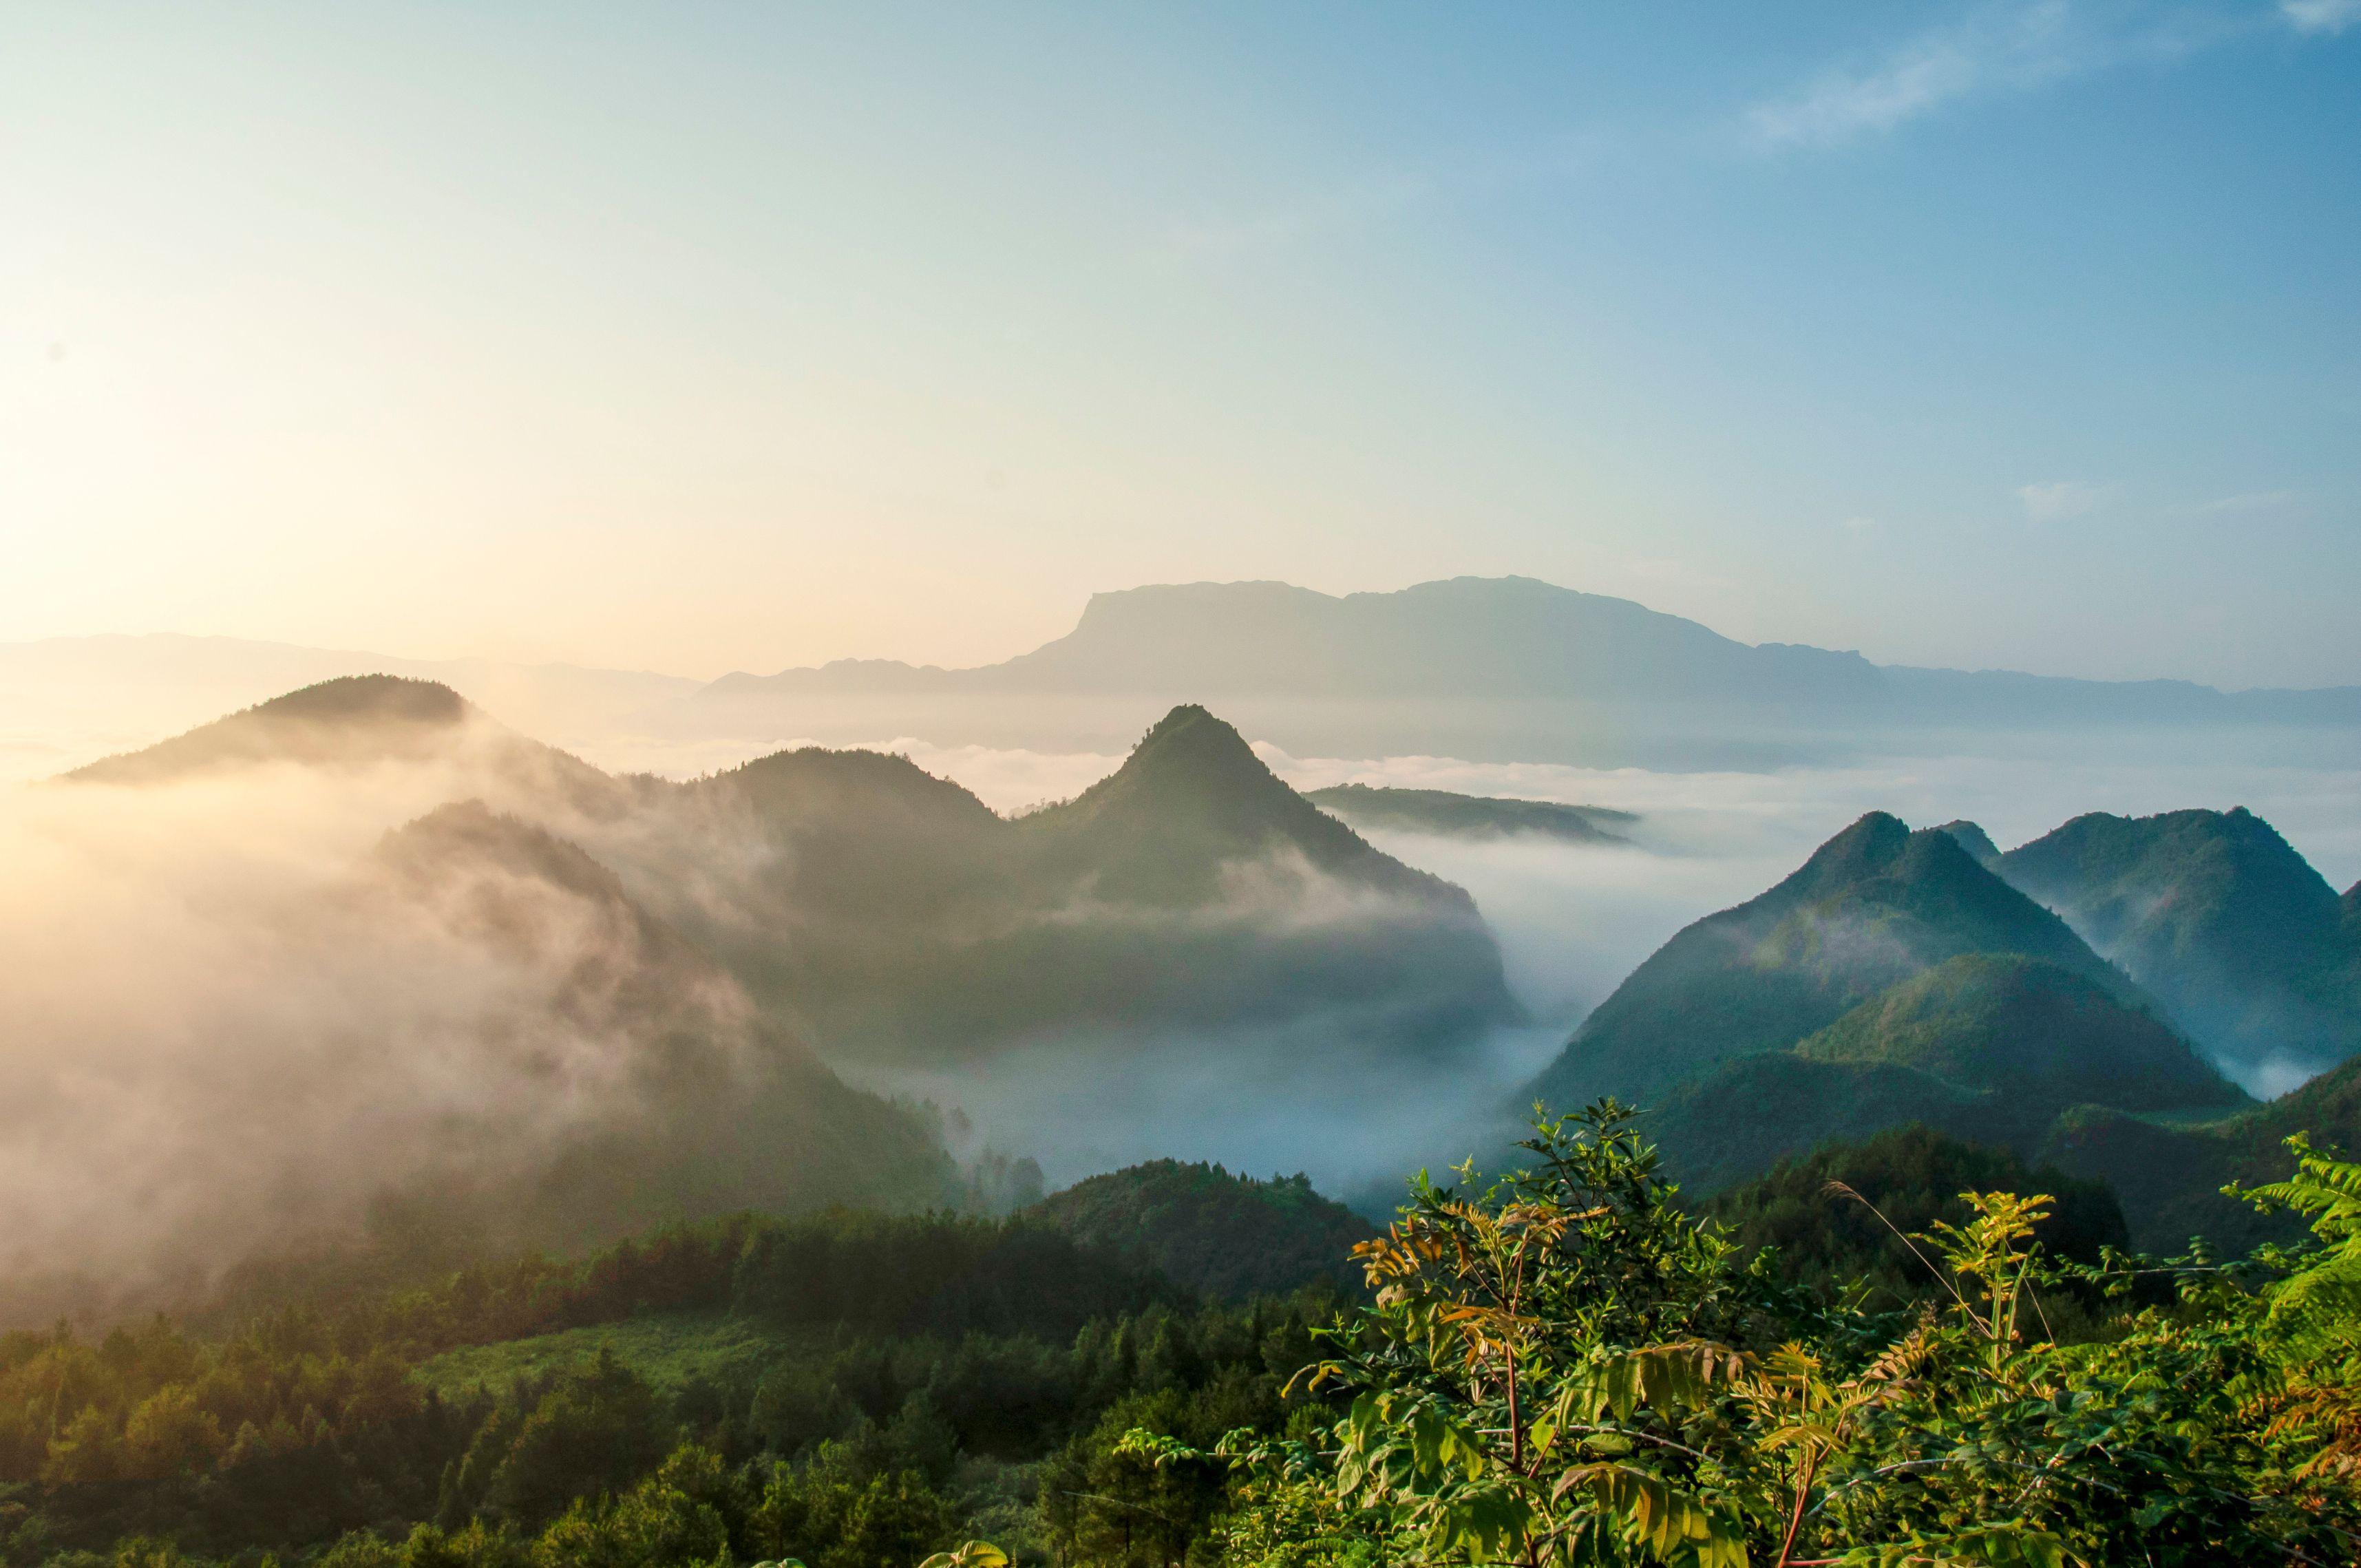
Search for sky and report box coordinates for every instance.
[3,2,2358,688]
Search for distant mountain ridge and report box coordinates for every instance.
[701,577,2361,726]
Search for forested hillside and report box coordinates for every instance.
[5,1108,2358,1567]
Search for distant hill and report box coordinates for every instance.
[1703,1125,2128,1306]
[66,675,635,818]
[4,635,692,783]
[1527,812,2126,1109]
[70,675,470,781]
[1991,808,2361,1085]
[1931,820,2000,867]
[1026,1160,1374,1299]
[1305,784,1635,845]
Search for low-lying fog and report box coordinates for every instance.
[1,713,2354,1312]
[666,730,2361,1195]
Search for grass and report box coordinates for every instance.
[414,1312,803,1398]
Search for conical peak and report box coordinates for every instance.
[1114,704,1276,792]
[1787,810,1911,890]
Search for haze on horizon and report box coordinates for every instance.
[4,3,2358,688]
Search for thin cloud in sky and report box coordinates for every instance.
[2192,488,2302,513]
[2283,0,2361,34]
[2018,478,2117,520]
[1746,1,2323,151]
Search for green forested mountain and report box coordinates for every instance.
[1514,816,2258,1223]
[1930,818,2000,867]
[1989,807,2361,1082]
[1303,783,1635,843]
[1024,1161,1375,1300]
[1527,811,2125,1109]
[1793,953,2240,1112]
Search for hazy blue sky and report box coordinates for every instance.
[4,3,2356,684]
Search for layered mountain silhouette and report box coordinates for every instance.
[1977,808,2361,1085]
[71,681,1517,1066]
[1518,812,2246,1205]
[1306,783,1635,844]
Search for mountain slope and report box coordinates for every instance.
[1994,808,2361,1085]
[1793,954,2242,1112]
[1527,812,2124,1108]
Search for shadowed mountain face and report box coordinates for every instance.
[1527,812,2122,1110]
[1990,808,2361,1088]
[2042,1050,2361,1253]
[1305,784,1635,845]
[1704,1125,2128,1306]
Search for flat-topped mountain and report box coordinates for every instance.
[1991,807,2361,1084]
[698,576,2361,731]
[1306,783,1635,844]
[1527,811,2123,1109]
